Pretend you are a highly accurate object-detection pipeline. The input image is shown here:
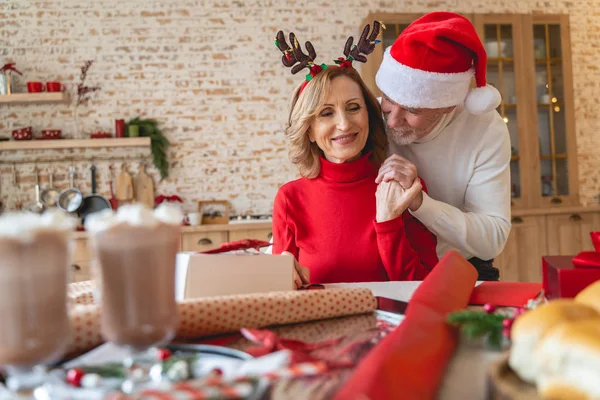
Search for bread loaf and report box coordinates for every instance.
[535,319,600,400]
[508,299,599,384]
[575,280,600,312]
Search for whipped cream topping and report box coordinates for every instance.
[84,203,184,234]
[0,209,78,239]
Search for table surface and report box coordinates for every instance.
[68,281,502,400]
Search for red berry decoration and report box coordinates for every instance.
[211,367,223,376]
[156,348,172,361]
[66,368,85,387]
[483,303,496,313]
[502,318,514,329]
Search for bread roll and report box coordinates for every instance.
[508,299,599,384]
[576,280,600,312]
[536,319,600,400]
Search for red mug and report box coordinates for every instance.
[46,82,64,92]
[27,82,45,93]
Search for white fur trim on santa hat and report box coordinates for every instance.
[464,84,502,115]
[376,47,474,109]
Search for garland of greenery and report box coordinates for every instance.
[126,117,170,180]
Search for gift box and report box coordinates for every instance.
[542,232,600,299]
[175,251,294,300]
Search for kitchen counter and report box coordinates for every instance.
[70,221,273,239]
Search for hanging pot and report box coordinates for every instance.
[58,166,83,213]
[78,163,111,224]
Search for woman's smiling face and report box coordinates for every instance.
[308,76,369,164]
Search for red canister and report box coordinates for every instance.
[115,119,125,138]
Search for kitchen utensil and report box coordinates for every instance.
[115,163,133,203]
[134,162,155,209]
[32,167,45,214]
[40,167,60,207]
[12,164,18,187]
[165,344,253,361]
[78,163,111,224]
[58,166,83,213]
[108,165,118,210]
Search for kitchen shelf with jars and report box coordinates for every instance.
[0,61,153,154]
[360,12,600,283]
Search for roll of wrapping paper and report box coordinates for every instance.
[334,250,478,400]
[66,284,377,355]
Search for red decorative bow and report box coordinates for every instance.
[572,232,600,269]
[240,328,349,366]
[154,194,183,206]
[335,57,353,69]
[200,239,271,254]
[0,63,23,76]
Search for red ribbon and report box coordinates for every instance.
[240,328,350,366]
[572,232,600,268]
[200,239,271,254]
[154,194,183,206]
[0,63,23,76]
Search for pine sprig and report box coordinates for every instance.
[127,117,170,180]
[447,310,507,348]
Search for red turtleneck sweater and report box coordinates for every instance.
[272,154,439,283]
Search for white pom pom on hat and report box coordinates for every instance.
[375,11,501,114]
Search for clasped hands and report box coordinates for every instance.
[375,154,424,222]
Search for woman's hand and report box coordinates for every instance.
[376,178,423,222]
[281,251,311,289]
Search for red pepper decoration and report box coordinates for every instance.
[66,368,85,387]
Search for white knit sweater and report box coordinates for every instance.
[390,106,512,261]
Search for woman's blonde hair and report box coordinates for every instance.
[285,66,388,178]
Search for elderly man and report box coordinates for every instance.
[375,11,512,280]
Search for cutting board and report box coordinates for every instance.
[487,352,541,400]
[115,164,134,203]
[134,164,155,209]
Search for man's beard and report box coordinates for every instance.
[384,124,425,145]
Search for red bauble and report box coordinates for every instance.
[66,368,85,387]
[483,303,496,313]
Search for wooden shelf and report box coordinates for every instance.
[511,155,520,161]
[0,92,70,104]
[488,57,514,63]
[540,153,567,160]
[0,137,151,151]
[535,57,561,63]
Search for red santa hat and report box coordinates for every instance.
[375,11,501,115]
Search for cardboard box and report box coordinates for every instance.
[542,256,600,299]
[175,251,295,300]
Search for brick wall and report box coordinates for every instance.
[1,0,599,216]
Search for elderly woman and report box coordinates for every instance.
[272,25,439,287]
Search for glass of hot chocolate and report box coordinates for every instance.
[0,210,76,396]
[85,203,183,393]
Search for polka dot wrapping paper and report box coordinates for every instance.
[66,281,377,355]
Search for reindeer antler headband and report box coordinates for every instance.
[274,21,384,93]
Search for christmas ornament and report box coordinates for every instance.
[447,291,546,349]
[66,368,85,387]
[156,348,172,361]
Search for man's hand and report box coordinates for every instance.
[376,154,418,186]
[281,251,310,289]
[376,154,423,211]
[376,179,423,222]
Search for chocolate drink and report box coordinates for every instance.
[0,230,70,368]
[91,222,180,351]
